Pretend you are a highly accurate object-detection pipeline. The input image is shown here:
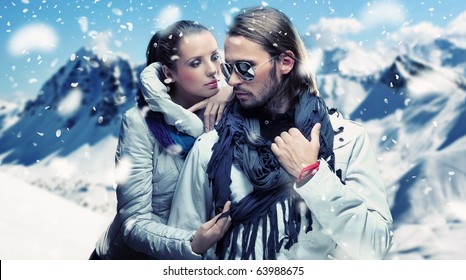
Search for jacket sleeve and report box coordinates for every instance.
[115,111,201,259]
[139,62,204,138]
[167,132,215,231]
[294,126,393,259]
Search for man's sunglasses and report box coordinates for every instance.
[221,55,278,82]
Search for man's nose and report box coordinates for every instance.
[226,70,243,87]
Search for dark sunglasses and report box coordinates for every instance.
[221,55,278,82]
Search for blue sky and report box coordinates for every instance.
[1,0,466,102]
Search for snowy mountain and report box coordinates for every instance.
[0,47,143,213]
[0,47,138,165]
[312,38,466,259]
[1,36,466,259]
[354,53,466,217]
[0,99,22,133]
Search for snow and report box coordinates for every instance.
[1,0,466,262]
[0,171,112,259]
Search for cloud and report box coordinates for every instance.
[445,11,466,47]
[87,30,114,61]
[407,69,458,98]
[339,44,388,76]
[154,5,181,30]
[307,17,364,48]
[8,23,58,56]
[390,22,443,46]
[446,11,466,36]
[360,1,405,27]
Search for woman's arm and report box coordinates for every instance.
[115,109,200,259]
[139,62,204,138]
[188,83,233,132]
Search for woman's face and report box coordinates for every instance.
[171,30,221,99]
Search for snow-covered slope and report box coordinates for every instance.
[0,171,112,259]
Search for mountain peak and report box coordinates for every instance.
[0,48,141,165]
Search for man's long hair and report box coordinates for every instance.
[228,6,319,100]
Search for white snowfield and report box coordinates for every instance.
[1,170,466,260]
[0,171,112,260]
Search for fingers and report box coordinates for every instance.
[187,99,220,132]
[215,201,232,232]
[273,128,306,148]
[203,103,217,132]
[208,201,231,226]
[310,123,321,150]
[222,201,231,212]
[188,99,208,112]
[191,201,232,254]
[215,104,225,124]
[311,123,321,141]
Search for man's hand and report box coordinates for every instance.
[271,123,321,177]
[190,201,232,254]
[188,85,233,132]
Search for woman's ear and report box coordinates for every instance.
[162,65,175,83]
[278,50,295,75]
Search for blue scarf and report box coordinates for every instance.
[206,91,335,259]
[138,101,195,157]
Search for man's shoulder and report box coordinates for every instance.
[194,129,219,148]
[186,129,219,167]
[330,110,364,131]
[188,129,219,157]
[329,110,367,146]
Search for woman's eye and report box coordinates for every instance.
[190,59,201,67]
[212,53,220,61]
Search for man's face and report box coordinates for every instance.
[223,35,279,109]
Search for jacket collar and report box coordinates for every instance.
[329,109,353,150]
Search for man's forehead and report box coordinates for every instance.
[224,35,266,60]
[225,35,244,46]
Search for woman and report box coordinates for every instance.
[91,20,232,260]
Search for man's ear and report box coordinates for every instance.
[162,65,175,83]
[278,50,295,75]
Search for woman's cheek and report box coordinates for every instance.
[178,69,201,90]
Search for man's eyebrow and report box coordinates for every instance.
[225,58,254,64]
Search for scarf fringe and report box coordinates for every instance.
[216,195,310,260]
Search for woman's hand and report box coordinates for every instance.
[188,85,233,132]
[190,201,232,254]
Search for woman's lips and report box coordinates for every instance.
[205,80,218,89]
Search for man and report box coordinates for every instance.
[168,6,393,260]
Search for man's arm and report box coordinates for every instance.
[272,123,393,259]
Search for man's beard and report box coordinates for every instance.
[239,66,286,114]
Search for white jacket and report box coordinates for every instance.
[94,63,203,259]
[168,110,394,259]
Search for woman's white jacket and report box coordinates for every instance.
[94,63,203,259]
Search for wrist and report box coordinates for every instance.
[296,161,320,187]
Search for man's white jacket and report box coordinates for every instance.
[168,111,394,259]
